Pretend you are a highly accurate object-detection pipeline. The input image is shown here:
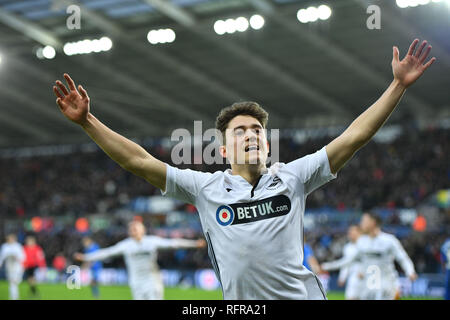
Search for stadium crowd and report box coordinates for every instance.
[0,125,448,274]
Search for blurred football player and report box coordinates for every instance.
[321,212,417,300]
[23,236,46,299]
[74,220,206,300]
[0,234,25,300]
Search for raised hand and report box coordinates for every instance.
[392,39,436,89]
[53,74,90,126]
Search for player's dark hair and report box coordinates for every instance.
[364,211,382,226]
[215,102,269,142]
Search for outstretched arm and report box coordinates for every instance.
[74,243,124,262]
[53,74,166,191]
[326,39,436,174]
[155,238,206,250]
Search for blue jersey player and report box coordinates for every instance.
[82,237,102,299]
[441,238,450,300]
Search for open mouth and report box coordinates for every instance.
[245,145,260,152]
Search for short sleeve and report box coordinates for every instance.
[161,164,212,205]
[284,146,337,195]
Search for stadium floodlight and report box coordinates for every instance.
[235,17,249,32]
[396,0,410,7]
[42,45,56,59]
[318,5,332,20]
[305,6,319,22]
[63,43,75,56]
[99,37,113,51]
[214,20,227,35]
[147,29,176,44]
[298,5,331,23]
[249,15,265,30]
[396,0,447,7]
[224,18,237,34]
[214,15,264,35]
[63,37,114,56]
[297,9,309,23]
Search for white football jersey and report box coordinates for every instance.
[338,242,362,283]
[323,232,416,279]
[162,146,337,299]
[84,236,199,287]
[0,242,25,276]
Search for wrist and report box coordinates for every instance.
[392,78,408,91]
[80,113,95,130]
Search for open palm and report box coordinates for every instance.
[392,39,436,88]
[53,73,90,125]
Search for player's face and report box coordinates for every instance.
[82,238,91,247]
[26,237,36,246]
[360,214,375,233]
[128,222,145,239]
[348,226,360,242]
[221,115,269,165]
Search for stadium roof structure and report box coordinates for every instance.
[0,0,448,148]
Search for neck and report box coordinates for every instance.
[369,228,380,238]
[231,164,267,186]
[134,235,144,242]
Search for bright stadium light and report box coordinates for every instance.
[306,6,319,22]
[298,5,331,23]
[63,37,113,56]
[147,30,159,44]
[147,29,176,44]
[318,5,332,20]
[224,18,237,34]
[165,29,176,43]
[214,20,227,35]
[297,9,309,23]
[63,43,75,56]
[396,0,410,7]
[215,15,264,35]
[42,45,56,59]
[396,0,448,7]
[235,17,249,32]
[249,15,265,30]
[100,37,113,50]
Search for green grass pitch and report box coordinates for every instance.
[0,281,441,300]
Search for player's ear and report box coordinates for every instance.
[219,145,227,158]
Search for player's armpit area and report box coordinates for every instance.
[127,155,167,192]
[325,133,363,174]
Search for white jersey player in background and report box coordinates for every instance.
[0,234,25,300]
[321,212,417,300]
[336,225,364,300]
[75,221,206,300]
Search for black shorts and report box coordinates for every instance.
[24,267,38,279]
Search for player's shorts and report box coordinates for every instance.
[130,277,164,300]
[360,276,398,300]
[91,269,101,283]
[6,267,24,284]
[345,274,364,300]
[23,266,38,280]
